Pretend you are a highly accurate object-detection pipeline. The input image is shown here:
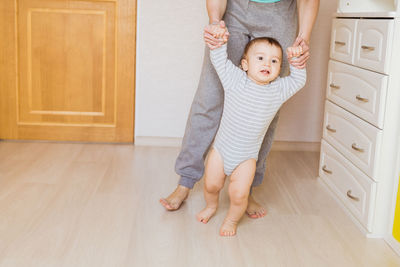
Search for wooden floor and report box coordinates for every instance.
[0,141,399,267]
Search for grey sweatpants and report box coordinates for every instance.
[175,0,298,189]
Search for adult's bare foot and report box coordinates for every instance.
[196,206,217,224]
[159,185,190,211]
[246,195,267,219]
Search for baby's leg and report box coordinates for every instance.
[196,148,226,224]
[220,159,256,236]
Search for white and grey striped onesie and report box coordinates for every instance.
[210,44,306,176]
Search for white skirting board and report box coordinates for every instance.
[386,235,400,256]
[134,136,320,151]
[134,136,183,147]
[271,141,320,152]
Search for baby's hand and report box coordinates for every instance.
[204,21,229,50]
[208,21,228,40]
[286,46,303,59]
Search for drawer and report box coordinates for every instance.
[319,139,377,232]
[326,60,388,129]
[330,19,357,64]
[354,19,394,74]
[322,100,383,180]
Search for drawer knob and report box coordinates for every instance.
[330,83,340,89]
[356,95,369,103]
[347,190,360,202]
[322,165,332,174]
[351,143,364,153]
[335,41,346,46]
[326,125,336,133]
[361,45,375,51]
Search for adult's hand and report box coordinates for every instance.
[288,36,310,69]
[204,20,229,50]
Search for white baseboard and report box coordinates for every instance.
[134,136,320,152]
[271,141,320,152]
[134,136,182,147]
[385,235,400,256]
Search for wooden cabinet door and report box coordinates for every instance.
[0,0,136,142]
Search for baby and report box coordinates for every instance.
[196,26,306,236]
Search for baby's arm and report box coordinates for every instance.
[277,46,307,101]
[208,30,244,91]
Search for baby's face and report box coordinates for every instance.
[241,42,282,85]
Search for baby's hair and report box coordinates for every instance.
[242,37,283,60]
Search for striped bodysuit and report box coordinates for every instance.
[210,44,306,175]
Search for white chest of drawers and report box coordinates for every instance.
[319,14,400,237]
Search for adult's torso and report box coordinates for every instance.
[224,0,298,75]
[224,0,297,32]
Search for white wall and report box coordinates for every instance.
[135,0,208,138]
[135,0,337,142]
[275,0,337,142]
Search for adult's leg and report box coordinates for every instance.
[174,48,224,189]
[248,0,298,188]
[245,112,279,218]
[196,148,226,224]
[252,112,280,187]
[159,47,222,210]
[220,158,256,236]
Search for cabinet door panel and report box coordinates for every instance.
[354,19,394,74]
[330,19,357,64]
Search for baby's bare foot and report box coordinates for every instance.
[159,185,189,211]
[219,218,238,236]
[196,207,217,224]
[246,195,267,219]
